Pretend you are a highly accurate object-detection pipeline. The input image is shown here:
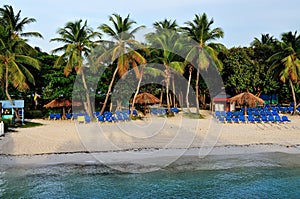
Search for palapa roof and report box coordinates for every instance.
[134,92,160,104]
[43,99,81,108]
[229,92,264,107]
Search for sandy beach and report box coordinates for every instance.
[0,110,300,169]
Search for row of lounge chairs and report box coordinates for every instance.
[49,107,180,123]
[150,107,179,116]
[215,110,291,124]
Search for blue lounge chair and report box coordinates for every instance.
[97,115,105,123]
[84,115,91,123]
[232,118,239,123]
[55,113,61,120]
[268,115,275,123]
[239,115,246,123]
[274,115,283,123]
[66,113,72,120]
[247,115,255,123]
[225,115,232,123]
[49,113,55,120]
[218,117,226,123]
[282,115,291,123]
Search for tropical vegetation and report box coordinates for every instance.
[0,4,299,119]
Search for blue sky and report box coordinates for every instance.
[2,0,300,53]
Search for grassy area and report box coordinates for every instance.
[183,112,205,119]
[13,121,44,128]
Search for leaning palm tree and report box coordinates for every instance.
[0,4,43,39]
[0,5,42,109]
[0,24,40,108]
[50,19,101,117]
[181,13,225,114]
[98,13,146,115]
[268,31,300,114]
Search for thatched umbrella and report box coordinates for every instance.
[132,92,160,115]
[44,99,81,119]
[229,91,264,114]
[134,92,160,105]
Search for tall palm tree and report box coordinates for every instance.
[0,5,42,108]
[50,19,101,117]
[0,24,40,106]
[153,19,179,107]
[146,29,186,113]
[98,13,146,115]
[0,4,43,39]
[268,31,300,114]
[181,13,224,114]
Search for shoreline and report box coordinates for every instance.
[1,144,300,169]
[1,111,300,170]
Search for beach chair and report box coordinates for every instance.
[215,111,221,118]
[218,117,226,123]
[55,113,61,120]
[84,115,91,123]
[49,113,55,120]
[254,117,262,123]
[66,113,72,120]
[97,115,105,123]
[261,115,268,123]
[232,117,239,123]
[274,115,283,123]
[247,115,255,123]
[78,116,85,123]
[239,115,246,123]
[225,115,232,123]
[282,115,291,123]
[72,113,78,120]
[267,115,275,123]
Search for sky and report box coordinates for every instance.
[1,0,300,53]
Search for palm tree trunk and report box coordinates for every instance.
[186,67,192,113]
[172,74,176,107]
[5,63,21,121]
[131,66,144,117]
[165,66,171,113]
[5,63,13,105]
[100,67,118,115]
[81,70,92,117]
[159,83,164,107]
[195,70,200,114]
[289,79,297,115]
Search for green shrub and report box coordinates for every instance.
[25,110,44,119]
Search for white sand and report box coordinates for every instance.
[0,110,299,169]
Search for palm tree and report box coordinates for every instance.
[181,13,224,114]
[153,19,178,31]
[0,24,40,107]
[153,19,179,107]
[0,5,42,109]
[251,33,276,47]
[0,4,43,39]
[98,13,146,115]
[146,29,186,113]
[268,31,300,114]
[50,19,101,117]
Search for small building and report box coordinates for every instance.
[0,100,25,123]
[212,91,233,112]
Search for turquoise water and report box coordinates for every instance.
[1,164,300,198]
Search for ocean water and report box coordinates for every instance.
[1,154,300,198]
